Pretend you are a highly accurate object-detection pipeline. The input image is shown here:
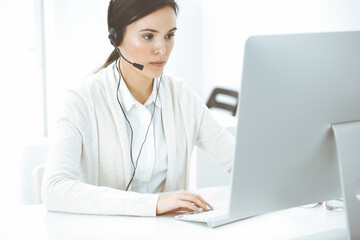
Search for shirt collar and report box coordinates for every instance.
[144,78,162,109]
[117,70,162,112]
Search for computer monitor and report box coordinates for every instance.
[229,31,360,223]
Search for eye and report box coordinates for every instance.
[165,33,175,39]
[143,34,154,40]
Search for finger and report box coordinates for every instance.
[184,192,213,210]
[180,201,201,213]
[183,192,213,209]
[194,194,213,210]
[177,207,198,212]
[169,198,200,213]
[180,194,212,211]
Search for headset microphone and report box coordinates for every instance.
[118,51,144,71]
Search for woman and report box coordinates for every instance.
[42,0,234,216]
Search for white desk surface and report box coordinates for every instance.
[0,186,346,240]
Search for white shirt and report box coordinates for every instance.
[118,76,167,193]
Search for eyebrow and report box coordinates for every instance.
[139,27,177,33]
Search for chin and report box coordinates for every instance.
[146,69,164,79]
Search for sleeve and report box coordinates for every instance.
[41,90,159,217]
[195,104,235,173]
[178,81,235,172]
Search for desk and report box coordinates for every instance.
[0,187,346,240]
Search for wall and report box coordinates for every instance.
[0,0,45,208]
[44,0,110,136]
[201,0,360,101]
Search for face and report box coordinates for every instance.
[119,6,177,80]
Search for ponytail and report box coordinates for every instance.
[97,49,120,71]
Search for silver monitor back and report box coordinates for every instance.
[229,31,360,219]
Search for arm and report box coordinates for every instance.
[41,90,159,216]
[178,81,235,172]
[195,105,235,172]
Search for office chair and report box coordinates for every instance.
[206,88,238,116]
[21,139,49,205]
[32,164,45,204]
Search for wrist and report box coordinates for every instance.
[156,195,162,216]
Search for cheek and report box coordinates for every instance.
[124,39,150,60]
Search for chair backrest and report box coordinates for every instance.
[21,139,49,205]
[32,164,45,204]
[206,88,239,116]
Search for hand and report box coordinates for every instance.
[156,190,213,215]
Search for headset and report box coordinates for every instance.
[107,0,163,191]
[107,1,144,71]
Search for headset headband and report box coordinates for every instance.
[107,0,114,31]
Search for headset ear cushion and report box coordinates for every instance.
[108,28,119,46]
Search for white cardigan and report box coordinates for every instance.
[42,62,235,217]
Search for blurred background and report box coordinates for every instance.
[0,0,360,209]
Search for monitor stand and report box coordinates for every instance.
[295,121,360,240]
[332,121,360,240]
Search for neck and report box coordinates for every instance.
[119,60,153,104]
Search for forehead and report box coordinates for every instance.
[128,6,177,32]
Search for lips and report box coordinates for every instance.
[150,61,165,68]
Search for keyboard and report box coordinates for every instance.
[174,206,228,223]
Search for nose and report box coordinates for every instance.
[154,38,166,56]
